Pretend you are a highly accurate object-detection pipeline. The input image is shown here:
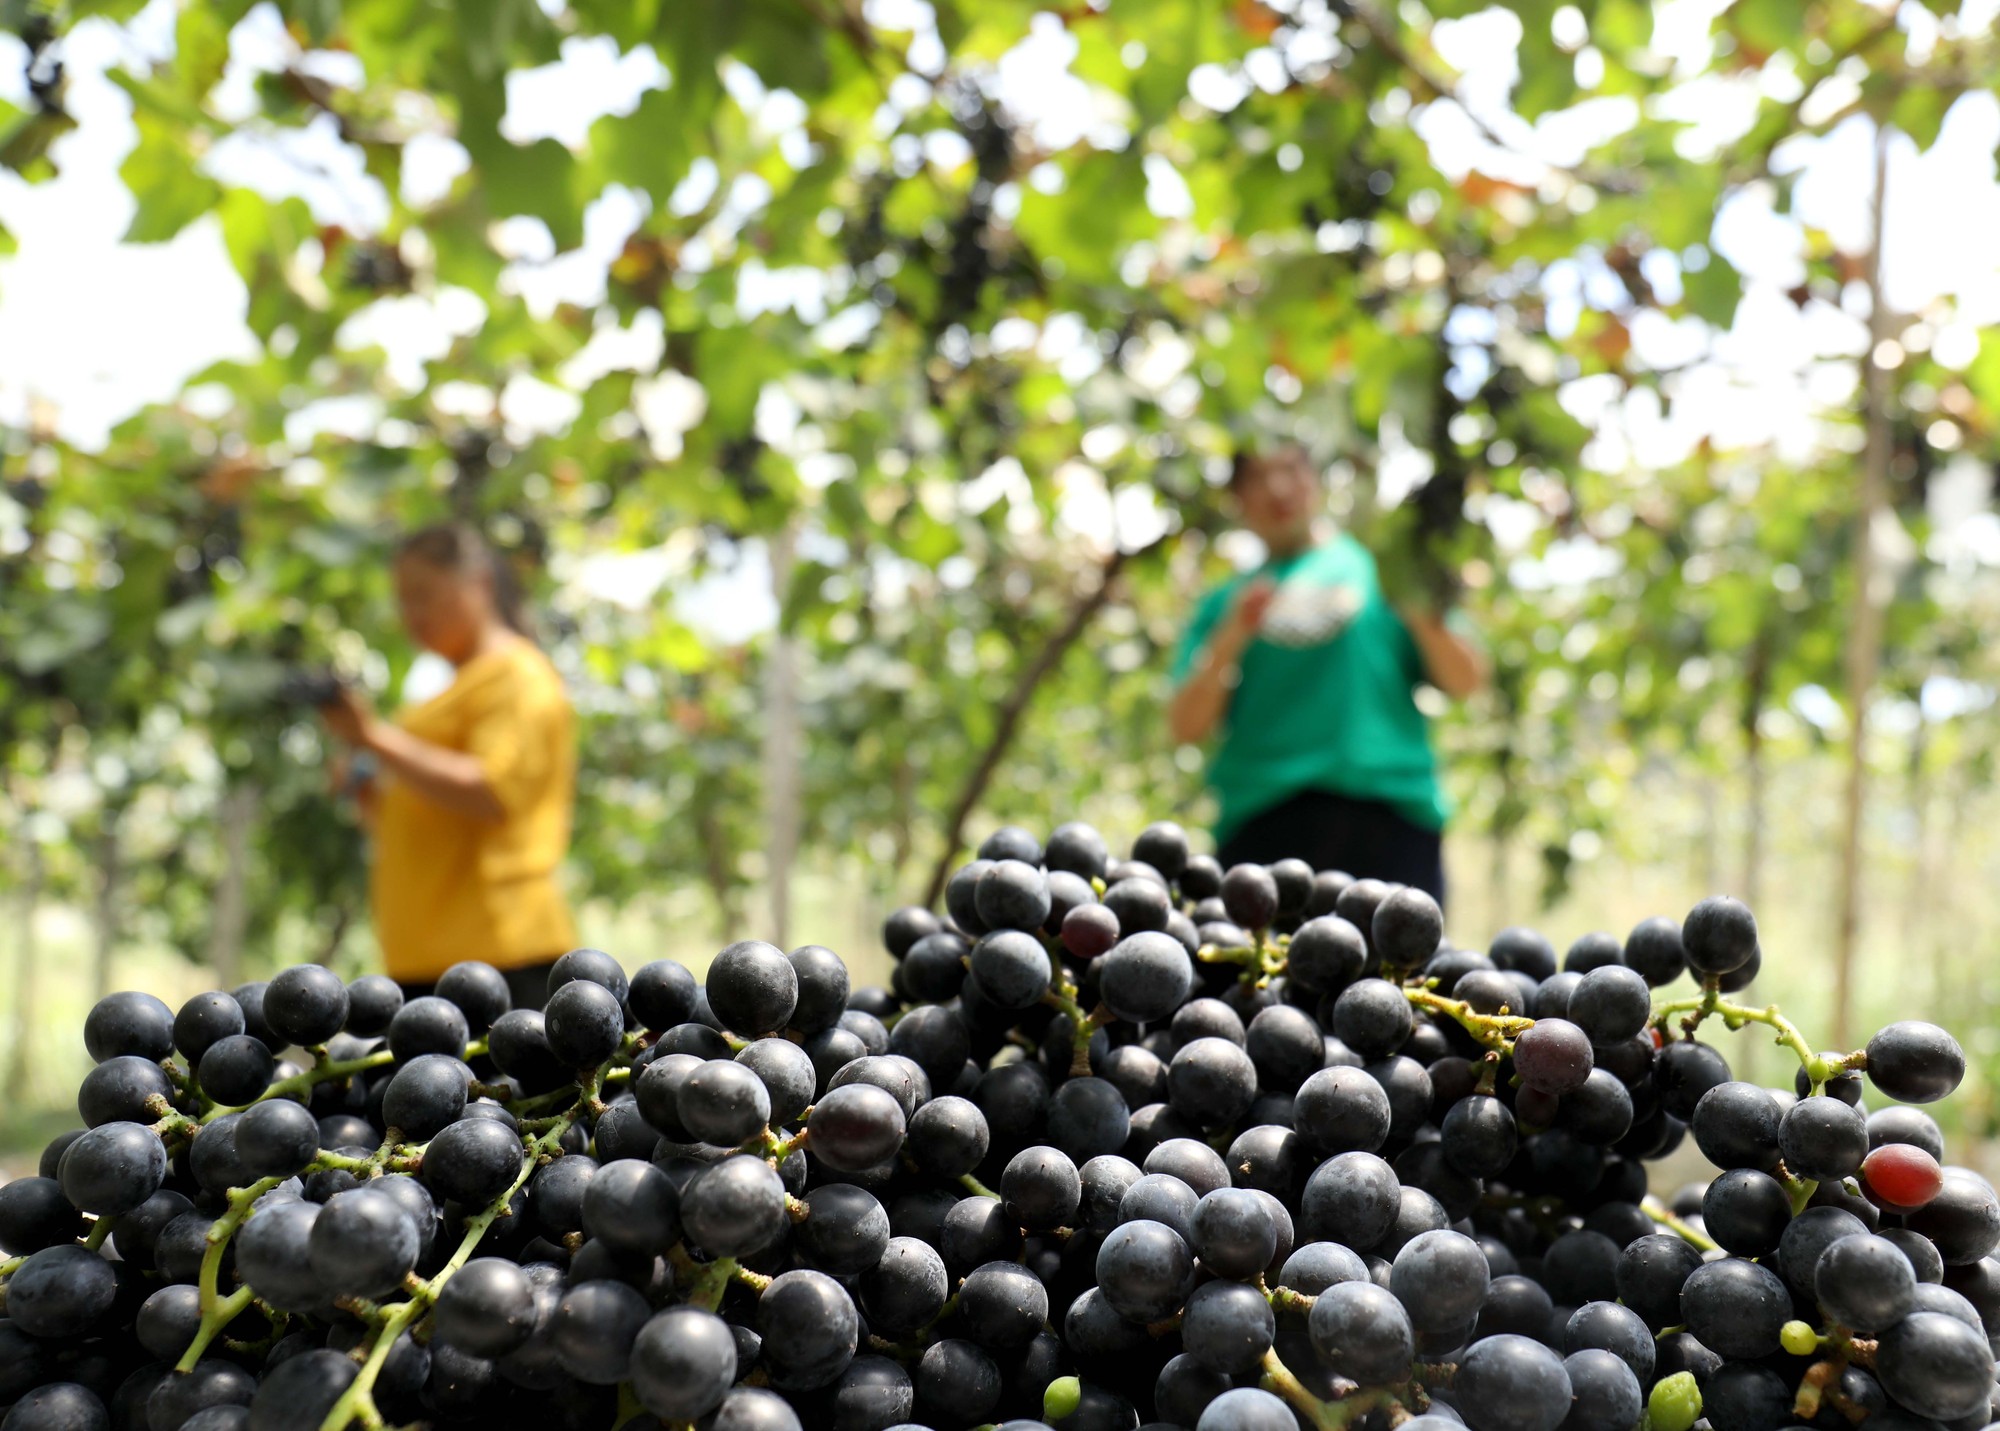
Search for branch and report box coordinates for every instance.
[1735,12,1902,182]
[1336,1,1627,193]
[921,533,1172,906]
[1404,986,1534,1054]
[787,0,911,92]
[1640,1195,1719,1254]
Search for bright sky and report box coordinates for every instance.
[3,0,1998,664]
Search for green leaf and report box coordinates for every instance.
[1593,0,1653,50]
[296,0,342,45]
[472,136,584,250]
[593,86,696,206]
[120,112,222,242]
[155,599,214,647]
[697,328,782,432]
[1515,42,1579,118]
[172,2,237,100]
[1892,83,1954,150]
[1962,331,2000,413]
[1012,149,1155,284]
[1725,0,1804,58]
[17,600,111,675]
[1683,250,1742,327]
[933,0,969,51]
[461,0,554,80]
[736,3,832,96]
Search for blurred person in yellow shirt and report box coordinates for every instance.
[319,524,577,1009]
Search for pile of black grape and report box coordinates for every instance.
[3,819,1996,1431]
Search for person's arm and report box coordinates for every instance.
[1169,581,1275,745]
[1398,605,1489,699]
[320,687,507,823]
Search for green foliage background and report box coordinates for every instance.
[5,0,2000,1134]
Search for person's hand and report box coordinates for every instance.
[1391,597,1442,631]
[352,776,379,828]
[1218,579,1277,655]
[318,686,379,749]
[328,751,378,796]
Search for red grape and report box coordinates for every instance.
[1862,1142,1945,1211]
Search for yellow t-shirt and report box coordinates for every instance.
[371,640,578,983]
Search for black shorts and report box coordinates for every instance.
[397,956,562,1013]
[1217,789,1446,907]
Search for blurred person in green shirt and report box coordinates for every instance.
[1168,445,1487,903]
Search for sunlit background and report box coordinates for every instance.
[5,0,2000,1173]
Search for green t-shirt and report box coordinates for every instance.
[1171,533,1448,843]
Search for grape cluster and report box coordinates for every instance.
[1,819,1994,1431]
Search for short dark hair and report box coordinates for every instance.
[1228,443,1311,491]
[396,522,535,641]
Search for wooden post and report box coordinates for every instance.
[5,831,47,1102]
[209,779,258,989]
[92,805,123,1003]
[1832,122,1894,1050]
[764,521,802,950]
[1742,629,1770,912]
[921,534,1168,910]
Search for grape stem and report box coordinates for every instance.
[1260,1350,1405,1431]
[1640,1196,1719,1253]
[200,1047,404,1123]
[686,1256,741,1313]
[577,1065,607,1118]
[1198,938,1289,987]
[958,1172,999,1199]
[511,1083,586,1118]
[176,1174,284,1371]
[1483,1191,1568,1244]
[316,1133,552,1431]
[1403,986,1534,1053]
[1779,1167,1819,1217]
[1649,986,1852,1093]
[1798,1330,1869,1419]
[1793,1354,1841,1419]
[1039,989,1111,1076]
[1197,944,1258,966]
[1267,1285,1316,1314]
[223,1304,288,1356]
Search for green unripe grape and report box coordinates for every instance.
[1649,1370,1702,1431]
[1781,1320,1820,1356]
[1045,1376,1082,1422]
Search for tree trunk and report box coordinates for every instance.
[890,746,915,886]
[922,534,1167,909]
[1485,672,1523,930]
[1742,631,1770,910]
[317,900,355,969]
[1698,777,1721,897]
[1929,783,1968,1019]
[1833,124,1894,1050]
[92,807,124,1004]
[1902,717,1929,948]
[696,785,741,937]
[5,835,47,1103]
[1487,824,1510,933]
[763,521,802,949]
[209,780,259,989]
